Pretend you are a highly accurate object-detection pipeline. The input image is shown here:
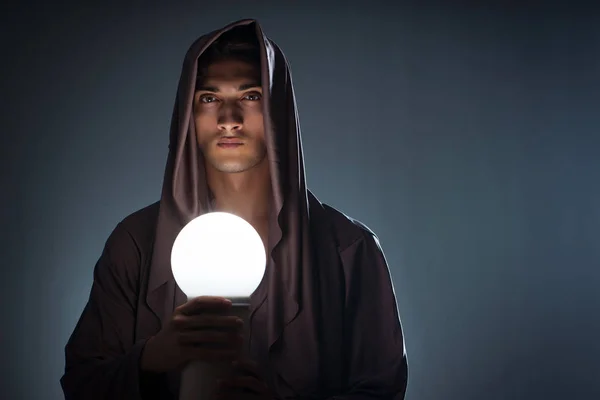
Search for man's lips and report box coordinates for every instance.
[217,138,244,148]
[217,138,244,145]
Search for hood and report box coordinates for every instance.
[145,18,316,388]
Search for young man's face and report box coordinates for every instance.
[193,58,266,174]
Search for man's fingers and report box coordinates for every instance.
[177,296,232,315]
[186,348,240,363]
[177,330,244,346]
[172,314,243,330]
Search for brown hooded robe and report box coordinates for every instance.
[60,19,408,400]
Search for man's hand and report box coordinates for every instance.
[217,359,275,400]
[140,296,244,373]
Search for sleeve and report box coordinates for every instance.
[333,230,409,400]
[59,223,163,400]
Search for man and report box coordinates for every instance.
[60,19,408,400]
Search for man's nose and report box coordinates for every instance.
[218,120,242,131]
[217,102,243,132]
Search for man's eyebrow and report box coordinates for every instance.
[195,82,262,92]
[238,82,262,91]
[196,85,219,92]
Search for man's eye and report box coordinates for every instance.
[243,93,262,101]
[200,95,217,103]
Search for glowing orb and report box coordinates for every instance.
[171,212,266,300]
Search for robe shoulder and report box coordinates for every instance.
[319,202,381,251]
[98,201,160,285]
[117,201,160,247]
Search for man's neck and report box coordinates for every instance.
[206,161,272,224]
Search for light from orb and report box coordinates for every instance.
[171,212,266,300]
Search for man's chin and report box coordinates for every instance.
[216,166,249,174]
[212,161,254,174]
[206,153,266,174]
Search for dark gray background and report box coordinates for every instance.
[2,2,599,399]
